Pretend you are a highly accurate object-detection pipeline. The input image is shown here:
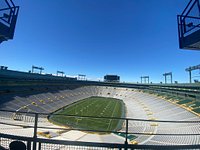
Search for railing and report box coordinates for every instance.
[178,0,200,35]
[178,15,200,38]
[0,0,19,43]
[0,0,19,27]
[177,0,200,49]
[0,110,200,150]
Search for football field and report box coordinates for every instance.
[49,96,125,132]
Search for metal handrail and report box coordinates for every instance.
[181,0,194,16]
[178,16,200,38]
[0,132,199,150]
[0,1,19,26]
[184,0,198,20]
[0,6,17,12]
[178,0,200,41]
[0,108,200,149]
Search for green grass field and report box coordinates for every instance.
[49,96,125,132]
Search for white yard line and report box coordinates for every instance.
[107,101,118,131]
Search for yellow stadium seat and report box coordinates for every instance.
[150,123,158,126]
[130,140,138,145]
[31,102,37,106]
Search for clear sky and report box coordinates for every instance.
[1,0,200,83]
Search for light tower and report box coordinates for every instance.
[32,65,44,74]
[185,64,200,83]
[57,71,65,77]
[140,76,149,84]
[163,72,173,84]
[78,74,86,80]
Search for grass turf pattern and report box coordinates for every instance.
[49,96,125,132]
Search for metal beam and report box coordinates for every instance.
[185,64,200,71]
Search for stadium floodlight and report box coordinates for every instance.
[185,64,200,83]
[32,65,44,74]
[57,71,65,77]
[78,74,86,80]
[163,72,173,84]
[140,76,149,84]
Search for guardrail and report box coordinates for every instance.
[0,0,19,43]
[0,0,19,27]
[0,110,200,150]
[177,0,200,49]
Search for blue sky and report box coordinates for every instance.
[1,0,200,83]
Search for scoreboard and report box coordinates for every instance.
[104,75,120,82]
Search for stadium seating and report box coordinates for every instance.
[0,86,199,147]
